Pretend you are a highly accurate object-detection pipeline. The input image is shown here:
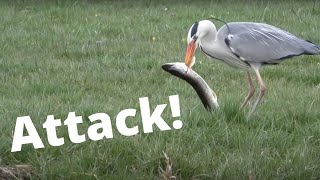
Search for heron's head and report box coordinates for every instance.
[185,20,217,69]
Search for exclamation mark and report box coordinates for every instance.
[169,95,183,129]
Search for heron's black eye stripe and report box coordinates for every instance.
[190,21,198,38]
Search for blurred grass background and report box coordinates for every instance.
[0,0,319,179]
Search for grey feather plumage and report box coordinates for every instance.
[218,22,320,64]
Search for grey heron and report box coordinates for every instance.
[184,20,320,114]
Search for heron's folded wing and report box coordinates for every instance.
[223,23,319,63]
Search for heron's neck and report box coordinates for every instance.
[200,34,232,61]
[199,34,219,57]
[199,29,218,49]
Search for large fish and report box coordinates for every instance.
[162,62,219,111]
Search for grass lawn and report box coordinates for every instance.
[0,0,320,179]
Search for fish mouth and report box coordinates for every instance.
[162,63,188,77]
[162,63,187,72]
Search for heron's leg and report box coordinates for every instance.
[240,71,255,110]
[249,63,266,115]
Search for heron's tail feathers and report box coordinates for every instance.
[303,40,320,55]
[314,45,320,55]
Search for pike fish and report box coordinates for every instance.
[162,62,219,111]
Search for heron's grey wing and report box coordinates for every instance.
[218,22,320,64]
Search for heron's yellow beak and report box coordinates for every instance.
[184,39,196,69]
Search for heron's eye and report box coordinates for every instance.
[190,21,199,39]
[193,35,198,40]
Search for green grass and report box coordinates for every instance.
[0,0,320,179]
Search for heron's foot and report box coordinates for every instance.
[239,101,249,110]
[247,92,265,117]
[247,106,257,118]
